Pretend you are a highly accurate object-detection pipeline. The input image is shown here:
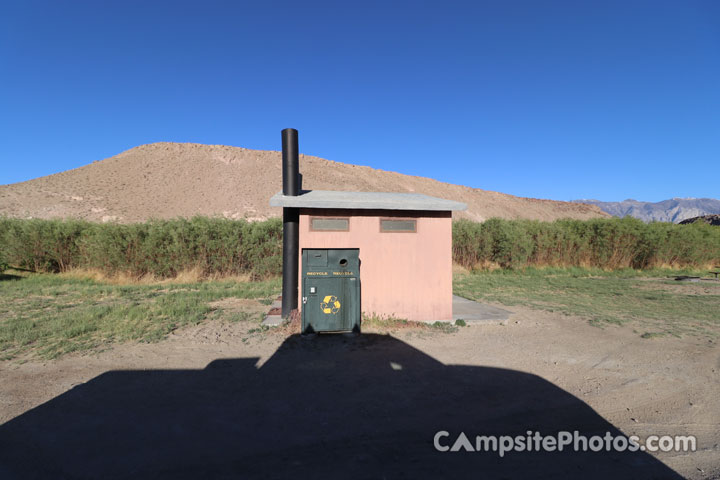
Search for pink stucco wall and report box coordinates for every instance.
[298,209,453,322]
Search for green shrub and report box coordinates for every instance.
[0,216,282,279]
[453,217,720,270]
[1,215,717,278]
[0,217,90,272]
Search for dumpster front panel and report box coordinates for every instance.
[302,249,360,333]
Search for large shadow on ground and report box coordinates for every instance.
[0,334,680,479]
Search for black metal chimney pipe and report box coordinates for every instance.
[281,128,299,318]
[282,128,299,196]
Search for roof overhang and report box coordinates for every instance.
[269,190,467,212]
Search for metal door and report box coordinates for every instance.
[301,249,360,334]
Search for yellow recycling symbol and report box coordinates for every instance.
[320,295,341,314]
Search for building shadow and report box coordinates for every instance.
[0,334,680,479]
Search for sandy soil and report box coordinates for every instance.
[0,305,717,478]
[0,142,608,223]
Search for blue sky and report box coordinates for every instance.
[1,0,718,202]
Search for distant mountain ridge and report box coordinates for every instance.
[573,198,720,223]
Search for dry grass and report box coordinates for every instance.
[273,309,302,336]
[0,271,281,360]
[270,310,460,336]
[649,261,717,271]
[454,268,720,339]
[362,313,459,334]
[60,268,254,285]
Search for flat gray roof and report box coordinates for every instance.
[269,190,467,212]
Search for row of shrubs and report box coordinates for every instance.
[453,217,720,269]
[0,216,717,278]
[0,217,283,279]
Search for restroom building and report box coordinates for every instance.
[270,190,466,325]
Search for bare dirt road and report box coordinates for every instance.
[1,306,718,479]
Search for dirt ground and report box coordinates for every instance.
[1,305,718,479]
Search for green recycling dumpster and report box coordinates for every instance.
[301,248,360,334]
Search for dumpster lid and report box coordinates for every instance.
[269,190,467,212]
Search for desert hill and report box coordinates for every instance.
[0,143,608,223]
